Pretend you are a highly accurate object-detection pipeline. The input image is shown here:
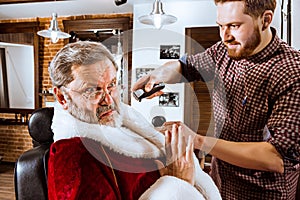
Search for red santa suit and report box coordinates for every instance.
[48,103,221,200]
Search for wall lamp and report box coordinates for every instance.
[138,0,177,29]
[37,13,71,43]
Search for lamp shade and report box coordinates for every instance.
[37,13,70,43]
[138,0,177,29]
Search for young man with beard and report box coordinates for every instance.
[133,0,300,199]
[47,41,221,200]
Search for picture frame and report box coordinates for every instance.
[159,92,179,107]
[135,67,155,81]
[160,45,180,59]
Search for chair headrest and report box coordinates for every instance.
[28,107,54,145]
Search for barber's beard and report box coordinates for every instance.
[67,98,123,128]
[226,25,261,60]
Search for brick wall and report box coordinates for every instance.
[0,13,132,163]
[0,124,31,162]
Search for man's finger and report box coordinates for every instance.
[186,135,194,163]
[146,90,164,99]
[165,130,172,165]
[155,160,167,176]
[178,126,186,158]
[132,75,150,91]
[144,80,156,92]
[171,124,178,162]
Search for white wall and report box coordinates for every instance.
[131,28,187,123]
[292,0,300,49]
[132,1,218,124]
[1,43,35,109]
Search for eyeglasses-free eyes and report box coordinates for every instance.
[63,82,117,104]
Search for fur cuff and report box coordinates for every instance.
[139,176,205,200]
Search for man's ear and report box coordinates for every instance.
[262,10,273,31]
[53,87,68,110]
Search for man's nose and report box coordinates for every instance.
[101,91,113,105]
[221,27,232,42]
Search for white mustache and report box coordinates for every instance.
[96,104,116,118]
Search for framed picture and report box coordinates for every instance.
[160,45,180,59]
[135,68,155,81]
[159,92,179,107]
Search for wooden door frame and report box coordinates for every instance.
[0,22,40,116]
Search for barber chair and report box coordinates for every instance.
[14,107,54,200]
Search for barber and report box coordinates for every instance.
[133,0,300,199]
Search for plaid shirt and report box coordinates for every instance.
[181,28,300,199]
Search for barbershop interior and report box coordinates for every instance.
[0,0,299,199]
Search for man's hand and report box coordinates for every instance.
[132,61,182,99]
[155,124,195,185]
[160,121,197,144]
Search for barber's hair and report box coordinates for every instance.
[49,41,118,87]
[214,0,276,18]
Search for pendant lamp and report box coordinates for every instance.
[138,0,177,29]
[37,13,71,43]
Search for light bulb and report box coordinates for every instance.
[153,14,162,29]
[50,31,59,43]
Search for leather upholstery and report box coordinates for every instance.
[28,107,54,146]
[14,107,54,200]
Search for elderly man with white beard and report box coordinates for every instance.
[47,41,221,200]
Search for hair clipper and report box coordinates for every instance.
[133,83,165,102]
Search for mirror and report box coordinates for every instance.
[0,22,39,116]
[0,42,35,109]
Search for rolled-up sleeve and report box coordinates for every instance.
[267,76,300,169]
[180,42,222,83]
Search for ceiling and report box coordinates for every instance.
[0,0,133,20]
[0,0,64,4]
[0,0,202,20]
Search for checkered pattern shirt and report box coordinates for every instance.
[181,28,300,199]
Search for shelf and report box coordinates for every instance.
[0,109,32,125]
[0,118,28,125]
[39,93,53,96]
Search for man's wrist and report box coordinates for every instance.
[193,135,204,150]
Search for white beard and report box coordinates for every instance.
[66,98,123,128]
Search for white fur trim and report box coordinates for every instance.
[51,102,164,158]
[139,176,205,200]
[193,155,222,200]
